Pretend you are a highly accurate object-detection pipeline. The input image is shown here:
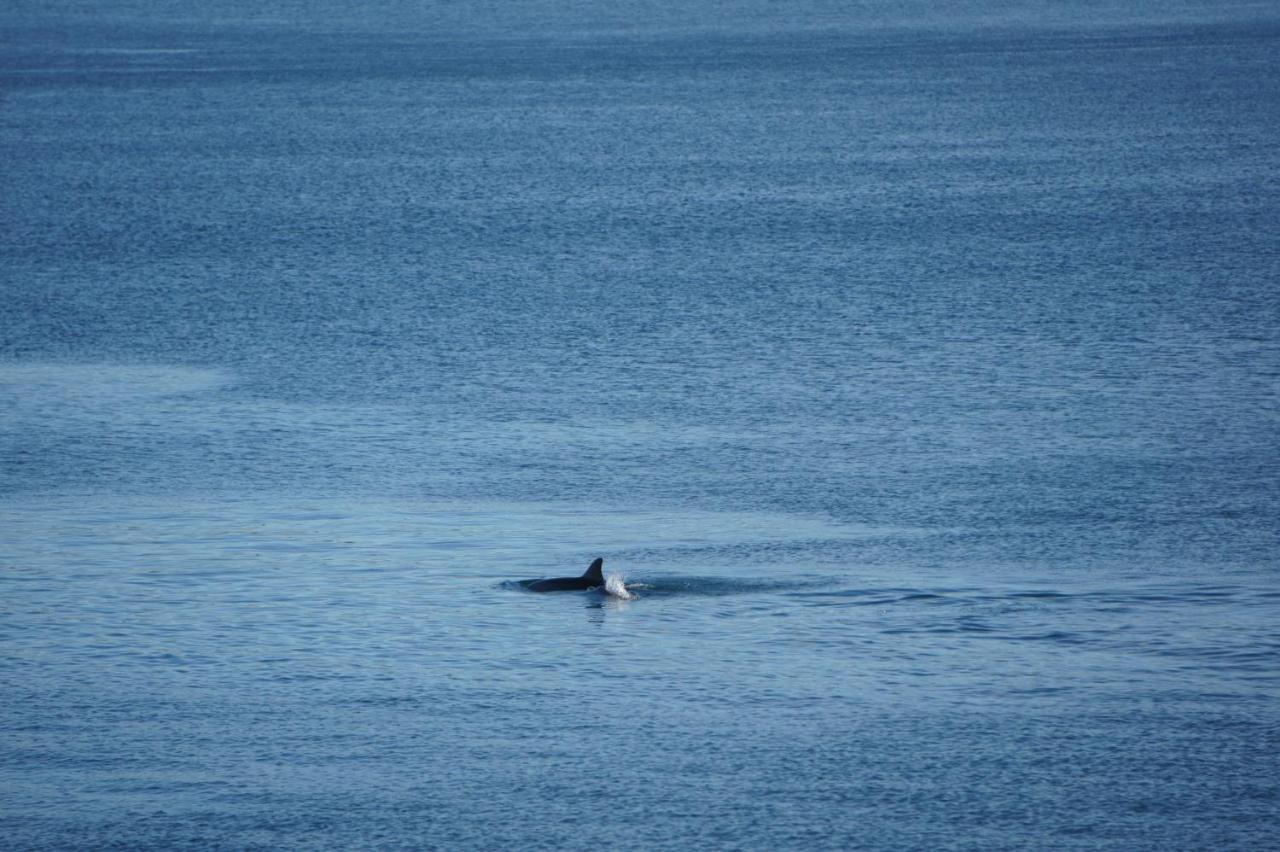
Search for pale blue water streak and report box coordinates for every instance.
[3,2,1280,848]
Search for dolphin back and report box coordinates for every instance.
[518,557,606,592]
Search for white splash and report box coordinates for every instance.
[604,573,634,600]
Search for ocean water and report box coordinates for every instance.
[3,1,1279,848]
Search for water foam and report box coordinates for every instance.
[604,573,634,600]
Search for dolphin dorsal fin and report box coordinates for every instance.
[582,557,604,583]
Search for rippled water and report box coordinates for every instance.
[3,1,1280,848]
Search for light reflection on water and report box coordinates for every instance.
[4,5,1280,847]
[3,491,1279,848]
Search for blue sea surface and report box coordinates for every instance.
[3,1,1279,848]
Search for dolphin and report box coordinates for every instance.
[518,557,605,592]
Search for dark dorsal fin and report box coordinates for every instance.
[581,557,604,583]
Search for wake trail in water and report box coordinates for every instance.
[614,575,829,598]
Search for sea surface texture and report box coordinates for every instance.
[3,1,1279,848]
